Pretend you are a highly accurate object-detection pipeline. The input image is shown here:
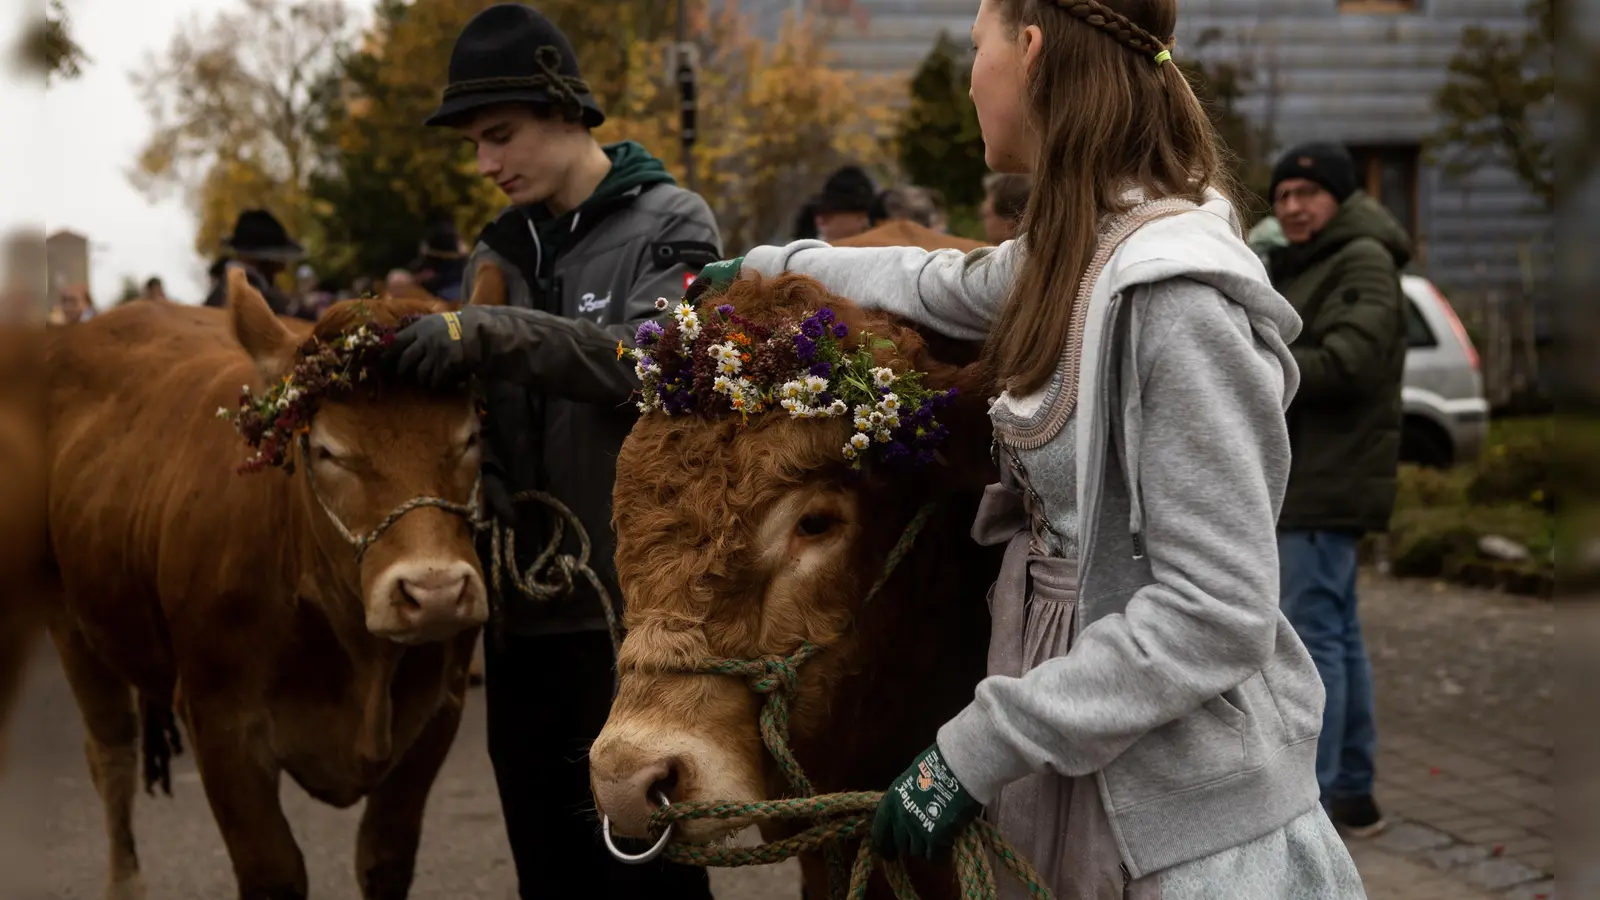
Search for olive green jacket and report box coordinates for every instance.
[1266,192,1412,534]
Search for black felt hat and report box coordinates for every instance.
[410,221,465,271]
[813,166,877,215]
[221,209,304,262]
[425,3,605,129]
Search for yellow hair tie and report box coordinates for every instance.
[1154,49,1172,65]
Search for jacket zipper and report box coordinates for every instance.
[1072,294,1124,643]
[524,217,544,279]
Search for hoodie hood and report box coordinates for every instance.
[1085,191,1305,547]
[527,141,678,271]
[1108,191,1305,356]
[1247,215,1288,263]
[1270,191,1412,284]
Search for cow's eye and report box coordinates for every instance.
[313,445,351,469]
[796,514,840,537]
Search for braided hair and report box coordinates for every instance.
[981,0,1231,396]
[1050,0,1170,58]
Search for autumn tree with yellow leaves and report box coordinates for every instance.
[598,4,900,253]
[129,0,353,265]
[135,0,896,282]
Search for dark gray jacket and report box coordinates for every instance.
[465,172,721,637]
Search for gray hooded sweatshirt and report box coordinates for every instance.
[743,193,1330,880]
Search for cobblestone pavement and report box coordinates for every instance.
[1,572,1551,899]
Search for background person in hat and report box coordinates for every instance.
[409,220,468,301]
[809,164,877,242]
[382,4,720,898]
[203,209,310,319]
[1264,139,1412,839]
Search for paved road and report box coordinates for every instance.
[1,573,1551,899]
[0,634,796,900]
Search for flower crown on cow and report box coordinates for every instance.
[619,297,958,470]
[217,305,425,474]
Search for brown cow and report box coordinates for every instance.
[831,218,989,254]
[35,269,490,900]
[0,325,49,774]
[590,274,1001,898]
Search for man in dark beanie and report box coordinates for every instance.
[809,164,876,242]
[1264,140,1411,841]
[383,4,720,898]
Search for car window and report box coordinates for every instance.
[1405,297,1437,348]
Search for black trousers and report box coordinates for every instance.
[484,630,714,900]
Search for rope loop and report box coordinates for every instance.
[645,794,1053,900]
[483,490,623,663]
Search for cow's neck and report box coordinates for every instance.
[289,474,405,767]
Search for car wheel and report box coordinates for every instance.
[1400,417,1454,468]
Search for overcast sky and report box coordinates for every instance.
[12,0,366,306]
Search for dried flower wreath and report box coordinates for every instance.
[216,305,426,474]
[619,298,957,470]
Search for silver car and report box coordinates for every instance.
[1248,217,1489,468]
[1398,274,1489,468]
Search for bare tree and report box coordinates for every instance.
[1430,0,1554,210]
[16,0,89,83]
[129,0,353,256]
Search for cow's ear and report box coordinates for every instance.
[467,261,506,307]
[226,267,298,382]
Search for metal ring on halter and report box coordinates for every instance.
[601,791,674,864]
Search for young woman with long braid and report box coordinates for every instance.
[690,0,1370,896]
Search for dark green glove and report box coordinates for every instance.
[684,256,744,304]
[871,743,982,861]
[386,308,493,390]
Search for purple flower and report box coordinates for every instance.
[794,334,817,361]
[817,391,834,407]
[801,318,824,339]
[832,323,849,339]
[883,441,909,461]
[636,320,664,345]
[816,308,835,325]
[914,449,936,467]
[809,361,832,378]
[717,304,735,317]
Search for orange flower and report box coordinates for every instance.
[616,340,627,360]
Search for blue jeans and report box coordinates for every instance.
[1278,530,1377,800]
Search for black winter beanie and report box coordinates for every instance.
[1270,142,1358,203]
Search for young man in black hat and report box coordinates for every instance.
[384,4,720,898]
[203,208,311,319]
